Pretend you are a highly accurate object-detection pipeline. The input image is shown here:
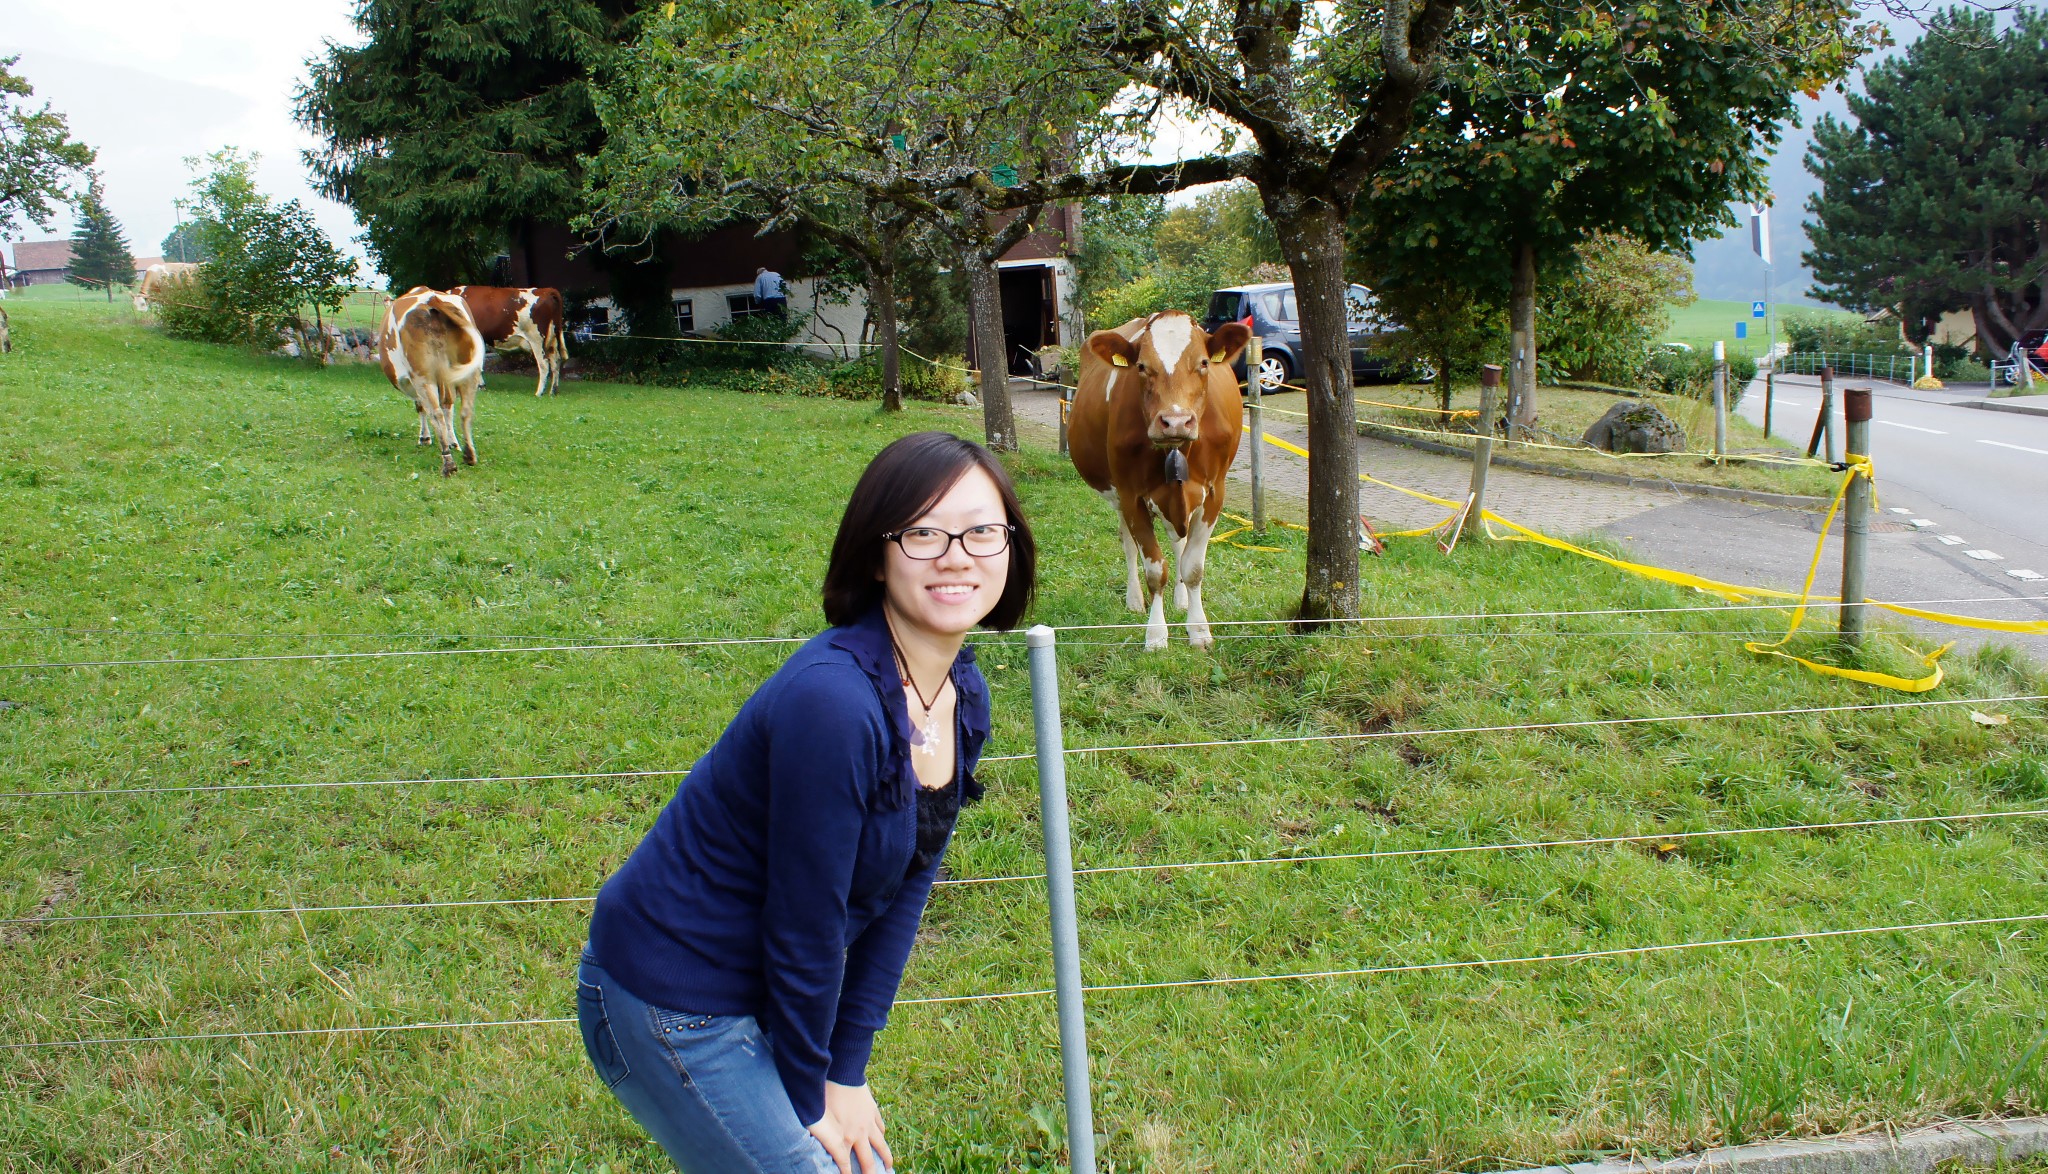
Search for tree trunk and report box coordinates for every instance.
[1508,241,1538,441]
[965,257,1017,451]
[1437,348,1453,416]
[1271,200,1361,624]
[872,264,902,412]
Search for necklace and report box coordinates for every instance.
[885,617,950,758]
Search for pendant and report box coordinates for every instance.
[918,711,940,757]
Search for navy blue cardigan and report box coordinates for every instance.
[588,607,989,1126]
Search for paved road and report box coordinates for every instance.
[1742,374,2048,582]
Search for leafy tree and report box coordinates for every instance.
[974,0,1863,620]
[0,55,95,240]
[165,151,358,349]
[1366,275,1505,414]
[162,221,209,264]
[1348,0,1868,439]
[296,0,641,291]
[1804,7,2048,357]
[1073,194,1166,320]
[66,173,134,300]
[588,0,1104,445]
[1538,233,1693,384]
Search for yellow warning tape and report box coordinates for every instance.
[1737,459,1949,691]
[1254,431,2044,690]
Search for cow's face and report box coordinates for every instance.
[1090,314,1251,448]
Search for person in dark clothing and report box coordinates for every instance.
[580,431,1037,1174]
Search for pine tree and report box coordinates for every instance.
[1805,7,2048,355]
[295,0,637,292]
[67,173,133,300]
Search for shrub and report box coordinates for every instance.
[1088,273,1173,330]
[1782,310,1908,355]
[161,150,354,350]
[1646,349,1756,407]
[149,269,245,344]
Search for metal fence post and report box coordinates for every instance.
[1469,364,1500,530]
[1246,335,1266,536]
[1840,388,1873,649]
[1763,369,1775,440]
[1058,386,1072,456]
[1712,340,1728,459]
[1025,625,1098,1174]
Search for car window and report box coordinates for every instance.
[1263,291,1297,322]
[1206,292,1241,324]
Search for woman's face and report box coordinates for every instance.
[880,465,1012,640]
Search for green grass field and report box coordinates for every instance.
[1663,299,1864,359]
[3,300,2047,1172]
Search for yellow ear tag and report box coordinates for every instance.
[1111,354,1130,367]
[1210,351,1227,363]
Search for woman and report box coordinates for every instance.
[579,431,1036,1174]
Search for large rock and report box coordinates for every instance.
[1583,400,1686,454]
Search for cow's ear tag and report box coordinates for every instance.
[1210,350,1228,363]
[1111,354,1130,367]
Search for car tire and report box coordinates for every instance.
[1257,352,1292,392]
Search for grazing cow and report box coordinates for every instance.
[379,287,486,477]
[0,305,10,353]
[135,262,200,312]
[1069,310,1252,650]
[451,285,568,396]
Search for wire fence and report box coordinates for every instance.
[1778,352,1918,382]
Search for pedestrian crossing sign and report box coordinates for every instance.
[1752,301,1767,317]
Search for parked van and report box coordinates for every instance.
[1201,281,1428,391]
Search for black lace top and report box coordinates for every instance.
[910,776,963,876]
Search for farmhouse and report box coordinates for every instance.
[4,239,74,286]
[504,208,1085,375]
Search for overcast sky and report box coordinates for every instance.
[1,0,367,271]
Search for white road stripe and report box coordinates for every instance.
[1965,550,2006,561]
[1980,440,2048,456]
[1880,420,1947,434]
[1936,535,1968,546]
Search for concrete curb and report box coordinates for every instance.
[1497,1117,2048,1174]
[1960,398,2048,418]
[1355,423,1831,512]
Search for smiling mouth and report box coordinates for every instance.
[928,584,977,601]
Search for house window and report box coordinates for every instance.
[673,297,694,333]
[727,292,763,319]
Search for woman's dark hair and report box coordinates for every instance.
[823,432,1037,630]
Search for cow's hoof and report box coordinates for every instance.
[1187,628,1215,651]
[462,448,477,466]
[1144,624,1170,652]
[1126,592,1145,613]
[417,436,431,446]
[441,459,456,477]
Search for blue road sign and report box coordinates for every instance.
[1752,301,1767,318]
[1736,322,1748,338]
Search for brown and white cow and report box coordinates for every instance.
[1069,311,1251,650]
[379,287,486,477]
[451,285,568,396]
[0,305,11,353]
[135,262,199,312]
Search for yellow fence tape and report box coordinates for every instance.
[1252,432,2043,691]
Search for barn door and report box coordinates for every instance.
[1039,266,1058,347]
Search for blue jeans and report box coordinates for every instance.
[578,948,843,1174]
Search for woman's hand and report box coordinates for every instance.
[808,1081,894,1174]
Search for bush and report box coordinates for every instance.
[1782,310,1908,355]
[161,150,354,350]
[1646,349,1756,407]
[150,270,248,345]
[1088,273,1174,330]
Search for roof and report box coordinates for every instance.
[11,240,73,271]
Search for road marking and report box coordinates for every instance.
[1937,535,1967,546]
[1910,519,1936,528]
[2010,569,2046,582]
[1888,507,1913,514]
[1965,550,2006,561]
[1979,440,2048,456]
[1880,420,1947,434]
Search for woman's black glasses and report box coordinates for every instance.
[882,524,1015,560]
